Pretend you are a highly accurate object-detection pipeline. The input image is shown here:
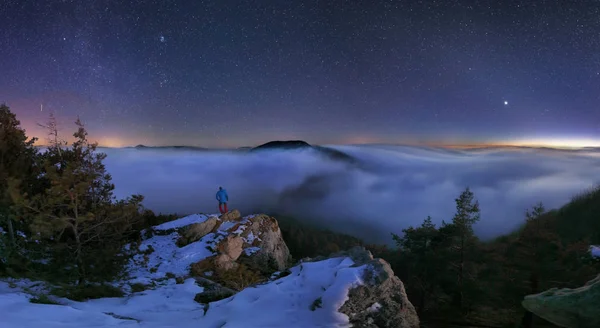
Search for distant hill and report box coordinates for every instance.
[250,140,357,164]
[251,140,312,151]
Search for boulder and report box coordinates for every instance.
[306,246,420,328]
[521,274,600,328]
[238,214,291,271]
[220,210,242,222]
[217,235,244,261]
[178,217,219,246]
[194,276,237,307]
[213,235,244,271]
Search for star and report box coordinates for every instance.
[1,1,597,147]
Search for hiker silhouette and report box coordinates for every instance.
[216,186,229,214]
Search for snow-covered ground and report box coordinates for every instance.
[0,214,370,328]
[124,213,261,286]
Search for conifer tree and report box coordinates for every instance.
[0,104,39,248]
[11,116,144,284]
[392,216,441,314]
[439,187,481,313]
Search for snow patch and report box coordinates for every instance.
[153,214,213,231]
[231,225,247,235]
[0,278,204,328]
[126,231,215,284]
[244,231,256,244]
[0,255,368,327]
[368,302,382,312]
[243,247,261,256]
[217,221,236,232]
[200,256,367,327]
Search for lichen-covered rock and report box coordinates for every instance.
[178,217,219,246]
[220,210,242,222]
[304,246,420,328]
[217,235,244,261]
[212,235,244,271]
[521,274,600,328]
[190,212,290,284]
[238,214,291,271]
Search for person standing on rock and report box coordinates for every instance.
[216,186,229,214]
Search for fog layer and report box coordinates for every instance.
[101,145,600,244]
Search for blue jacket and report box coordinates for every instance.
[216,189,229,203]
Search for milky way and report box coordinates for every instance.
[1,1,599,147]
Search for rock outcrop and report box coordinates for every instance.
[304,246,420,328]
[521,274,600,328]
[131,211,419,327]
[190,211,292,289]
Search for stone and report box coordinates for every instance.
[179,217,218,246]
[239,214,291,271]
[521,274,600,328]
[220,210,242,222]
[194,277,236,304]
[305,246,420,328]
[217,235,244,262]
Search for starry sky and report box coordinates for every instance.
[1,0,600,148]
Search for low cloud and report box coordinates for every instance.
[101,146,600,245]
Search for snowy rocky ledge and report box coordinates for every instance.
[0,211,419,328]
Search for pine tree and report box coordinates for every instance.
[11,117,144,284]
[440,187,481,313]
[0,104,40,248]
[392,216,441,314]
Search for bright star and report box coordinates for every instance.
[159,35,166,43]
[504,100,508,105]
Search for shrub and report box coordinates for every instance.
[29,294,60,305]
[51,284,124,301]
[130,283,149,293]
[215,263,264,291]
[310,297,322,311]
[194,289,234,304]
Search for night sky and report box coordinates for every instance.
[2,1,599,148]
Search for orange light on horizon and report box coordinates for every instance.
[499,138,599,149]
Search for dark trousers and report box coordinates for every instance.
[219,202,228,214]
